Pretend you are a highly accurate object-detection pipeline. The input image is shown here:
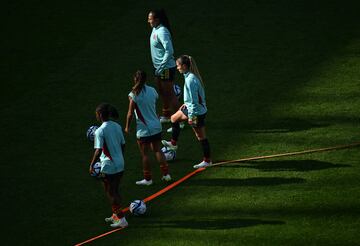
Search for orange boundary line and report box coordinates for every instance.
[210,142,360,167]
[143,167,205,202]
[74,167,205,246]
[74,227,126,246]
[74,141,360,245]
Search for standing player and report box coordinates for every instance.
[148,9,180,123]
[162,55,212,168]
[89,103,128,228]
[125,70,171,185]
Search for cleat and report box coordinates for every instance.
[166,122,185,133]
[135,179,153,186]
[159,116,171,124]
[105,214,118,223]
[110,217,128,228]
[193,161,212,169]
[161,174,172,182]
[161,140,178,151]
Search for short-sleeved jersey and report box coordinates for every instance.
[94,121,125,174]
[183,72,207,118]
[128,85,162,138]
[150,24,176,74]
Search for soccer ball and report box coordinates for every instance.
[161,146,176,161]
[86,125,98,142]
[90,162,101,177]
[173,84,182,99]
[129,200,146,216]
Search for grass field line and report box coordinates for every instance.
[74,168,206,245]
[210,142,360,167]
[74,141,360,245]
[74,227,126,246]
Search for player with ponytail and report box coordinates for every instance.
[148,9,180,123]
[125,70,171,185]
[162,55,212,169]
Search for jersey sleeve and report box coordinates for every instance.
[94,128,104,149]
[156,29,174,74]
[119,126,125,145]
[128,91,136,103]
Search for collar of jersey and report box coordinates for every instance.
[155,24,163,30]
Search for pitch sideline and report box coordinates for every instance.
[74,141,360,245]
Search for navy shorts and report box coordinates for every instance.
[181,107,206,128]
[138,132,162,144]
[154,67,176,81]
[102,171,124,182]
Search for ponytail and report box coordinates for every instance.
[188,56,204,87]
[132,70,147,95]
[177,55,204,87]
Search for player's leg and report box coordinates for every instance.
[162,107,188,150]
[192,125,207,140]
[155,76,171,122]
[106,172,128,228]
[167,67,180,113]
[136,140,153,185]
[102,177,110,197]
[157,68,179,123]
[103,173,126,225]
[103,177,116,222]
[161,79,180,116]
[166,83,185,133]
[107,173,124,218]
[191,114,212,169]
[150,136,171,182]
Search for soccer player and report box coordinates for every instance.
[90,103,128,228]
[162,55,212,169]
[125,70,171,185]
[148,9,180,123]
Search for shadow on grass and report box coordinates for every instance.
[185,177,305,187]
[136,218,284,230]
[221,160,350,172]
[211,118,329,133]
[249,118,330,133]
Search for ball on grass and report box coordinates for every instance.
[129,200,146,216]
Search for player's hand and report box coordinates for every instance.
[89,163,94,174]
[124,127,130,134]
[155,68,161,76]
[180,104,186,110]
[188,116,198,126]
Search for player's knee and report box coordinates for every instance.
[142,154,149,162]
[170,114,178,123]
[196,134,205,141]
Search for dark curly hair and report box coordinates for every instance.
[96,103,119,121]
[149,9,173,36]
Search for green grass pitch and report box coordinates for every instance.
[2,0,360,245]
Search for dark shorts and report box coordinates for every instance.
[181,107,207,128]
[138,132,162,144]
[102,171,124,182]
[154,66,176,81]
